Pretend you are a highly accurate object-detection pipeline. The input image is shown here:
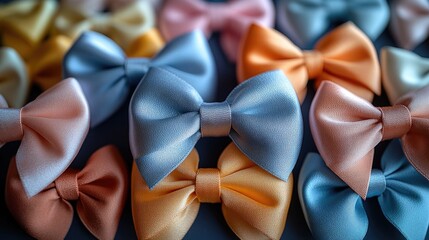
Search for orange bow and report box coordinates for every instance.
[132,143,292,240]
[238,23,381,102]
[5,145,129,240]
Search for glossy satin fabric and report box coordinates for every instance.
[52,0,154,50]
[390,0,429,50]
[61,0,135,15]
[238,23,381,103]
[64,30,215,127]
[130,67,302,189]
[159,0,274,61]
[132,143,292,240]
[0,0,57,60]
[381,47,429,104]
[0,48,29,108]
[0,79,89,197]
[299,140,429,240]
[28,35,73,90]
[276,0,389,47]
[126,28,165,58]
[310,81,429,199]
[5,145,128,240]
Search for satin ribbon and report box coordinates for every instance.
[381,47,429,104]
[299,140,429,240]
[52,0,155,50]
[0,0,57,60]
[277,0,389,47]
[238,23,381,103]
[159,0,274,61]
[132,143,292,240]
[390,0,429,50]
[0,48,29,108]
[63,30,215,127]
[5,145,128,240]
[130,67,302,189]
[0,79,89,197]
[61,0,136,15]
[310,81,429,199]
[125,28,165,58]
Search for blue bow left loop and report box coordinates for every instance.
[63,30,216,127]
[299,140,429,240]
[129,67,303,189]
[277,0,389,47]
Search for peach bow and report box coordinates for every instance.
[310,81,429,199]
[52,0,155,50]
[238,23,381,103]
[0,0,57,60]
[131,143,292,240]
[5,145,128,240]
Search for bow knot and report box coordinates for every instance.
[379,105,411,140]
[367,169,386,198]
[124,58,149,86]
[206,3,229,31]
[195,168,221,203]
[55,169,80,201]
[199,102,231,137]
[0,108,23,143]
[303,50,324,79]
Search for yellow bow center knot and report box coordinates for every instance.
[195,168,221,203]
[303,50,324,79]
[54,169,80,201]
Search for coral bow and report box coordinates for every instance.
[310,81,429,199]
[0,79,89,197]
[238,23,381,103]
[159,0,274,61]
[5,145,128,240]
[299,140,429,240]
[0,0,57,60]
[132,143,292,240]
[52,0,154,49]
[0,48,29,108]
[390,0,429,50]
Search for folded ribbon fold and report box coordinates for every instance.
[129,67,302,189]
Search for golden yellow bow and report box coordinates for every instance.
[0,0,57,60]
[131,143,292,240]
[0,48,29,108]
[52,0,155,50]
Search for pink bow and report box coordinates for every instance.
[159,0,274,61]
[310,81,429,199]
[0,78,89,197]
[390,0,429,49]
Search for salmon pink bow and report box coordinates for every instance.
[310,81,429,199]
[131,143,292,240]
[5,145,128,240]
[0,79,89,197]
[159,0,274,61]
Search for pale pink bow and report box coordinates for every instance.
[0,79,89,197]
[159,0,274,61]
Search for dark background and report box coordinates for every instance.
[1,0,429,239]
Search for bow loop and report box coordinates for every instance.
[5,145,128,240]
[130,67,302,189]
[132,143,292,240]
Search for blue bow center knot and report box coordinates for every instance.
[199,101,231,137]
[366,169,386,198]
[124,58,151,86]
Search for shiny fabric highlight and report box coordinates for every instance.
[63,30,215,127]
[0,79,89,197]
[5,145,128,240]
[131,143,292,240]
[298,140,429,240]
[238,23,381,103]
[129,68,302,189]
[310,81,429,199]
[159,0,274,61]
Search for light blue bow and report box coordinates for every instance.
[277,0,389,47]
[129,67,303,188]
[63,30,216,127]
[299,140,429,240]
